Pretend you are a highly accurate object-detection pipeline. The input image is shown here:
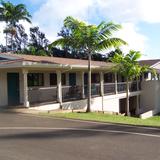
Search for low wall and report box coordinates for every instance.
[140,110,155,119]
[61,95,120,113]
[29,103,60,111]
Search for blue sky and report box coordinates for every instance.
[1,0,160,59]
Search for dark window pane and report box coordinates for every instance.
[28,73,44,87]
[91,73,100,83]
[50,73,57,86]
[144,72,148,79]
[104,73,114,83]
[84,73,100,84]
[62,73,66,85]
[84,73,88,85]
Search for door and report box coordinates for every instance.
[69,73,76,86]
[7,73,20,106]
[119,98,126,114]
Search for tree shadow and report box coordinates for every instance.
[0,123,159,140]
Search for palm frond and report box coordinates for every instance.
[97,38,127,51]
[98,21,122,40]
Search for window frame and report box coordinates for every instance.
[28,73,44,87]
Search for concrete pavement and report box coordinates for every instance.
[0,112,160,160]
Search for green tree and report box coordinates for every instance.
[50,16,127,112]
[106,48,123,61]
[111,50,155,116]
[0,0,31,51]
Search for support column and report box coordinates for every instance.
[22,69,30,108]
[137,79,139,91]
[114,72,118,94]
[100,72,104,96]
[81,72,85,99]
[57,71,62,105]
[100,72,104,112]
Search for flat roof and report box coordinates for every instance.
[0,52,114,70]
[139,59,160,67]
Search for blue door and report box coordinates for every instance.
[7,73,20,106]
[69,73,76,86]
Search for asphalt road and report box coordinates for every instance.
[0,112,160,160]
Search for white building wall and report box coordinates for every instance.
[103,98,119,112]
[0,71,8,107]
[90,97,103,111]
[140,80,160,114]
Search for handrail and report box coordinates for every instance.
[28,86,57,90]
[104,83,115,85]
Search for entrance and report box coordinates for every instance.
[119,96,137,115]
[7,73,20,106]
[69,73,76,86]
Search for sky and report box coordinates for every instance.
[1,0,160,59]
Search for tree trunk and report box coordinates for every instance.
[126,78,130,116]
[86,53,91,112]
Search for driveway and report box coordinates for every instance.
[0,112,160,160]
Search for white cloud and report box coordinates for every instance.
[97,0,160,23]
[100,23,148,59]
[33,0,93,41]
[138,0,160,23]
[115,23,148,54]
[32,0,151,54]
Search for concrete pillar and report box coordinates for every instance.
[100,72,104,96]
[22,69,30,108]
[80,72,85,98]
[100,72,104,112]
[115,72,118,94]
[57,71,62,105]
[137,79,139,91]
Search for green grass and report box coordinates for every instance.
[40,112,160,127]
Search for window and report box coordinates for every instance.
[104,73,114,83]
[91,73,100,83]
[62,73,66,85]
[84,73,100,84]
[117,74,125,82]
[144,72,148,79]
[84,73,88,85]
[50,73,57,86]
[28,73,44,87]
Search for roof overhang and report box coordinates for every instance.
[0,60,115,71]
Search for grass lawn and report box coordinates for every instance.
[40,112,160,127]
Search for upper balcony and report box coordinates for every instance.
[28,81,141,104]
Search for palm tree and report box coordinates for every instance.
[50,16,127,112]
[111,50,156,116]
[0,0,31,51]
